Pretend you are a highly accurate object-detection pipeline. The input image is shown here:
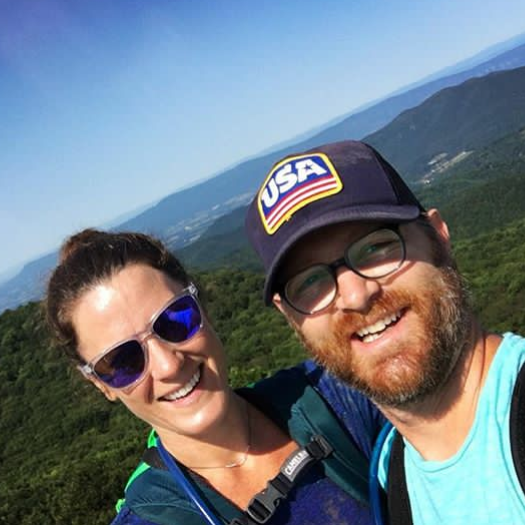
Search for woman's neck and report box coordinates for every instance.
[157,390,252,470]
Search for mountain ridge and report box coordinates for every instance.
[365,65,525,181]
[2,40,525,313]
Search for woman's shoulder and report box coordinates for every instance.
[298,360,386,459]
[109,505,159,525]
[240,361,385,457]
[115,460,207,525]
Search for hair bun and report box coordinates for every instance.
[58,228,105,263]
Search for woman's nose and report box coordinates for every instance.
[146,336,185,381]
[333,266,381,313]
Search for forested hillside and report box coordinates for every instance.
[454,218,525,333]
[1,217,524,523]
[365,66,525,181]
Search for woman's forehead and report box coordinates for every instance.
[72,265,184,347]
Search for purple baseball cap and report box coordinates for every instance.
[244,140,425,304]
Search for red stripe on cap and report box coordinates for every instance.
[267,178,339,228]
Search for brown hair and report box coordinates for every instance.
[45,228,190,363]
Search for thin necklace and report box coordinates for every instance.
[187,399,251,470]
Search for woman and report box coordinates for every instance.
[45,228,384,525]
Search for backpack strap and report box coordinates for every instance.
[383,359,525,525]
[510,361,525,493]
[142,445,166,469]
[387,430,414,525]
[231,435,333,525]
[117,364,371,524]
[138,432,334,525]
[241,365,370,504]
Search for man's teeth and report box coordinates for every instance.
[164,368,201,401]
[356,312,401,343]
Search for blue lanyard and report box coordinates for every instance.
[156,436,225,525]
[369,421,393,525]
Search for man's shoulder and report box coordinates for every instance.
[492,332,525,378]
[499,332,525,352]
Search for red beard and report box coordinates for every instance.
[296,264,472,407]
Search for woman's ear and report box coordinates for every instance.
[93,378,118,401]
[77,363,118,401]
[82,372,118,401]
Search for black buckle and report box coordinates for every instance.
[235,436,333,525]
[245,481,285,524]
[306,435,333,460]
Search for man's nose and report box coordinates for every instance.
[333,266,381,313]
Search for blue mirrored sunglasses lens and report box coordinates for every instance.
[153,295,202,343]
[94,340,145,388]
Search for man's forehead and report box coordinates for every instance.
[277,221,384,278]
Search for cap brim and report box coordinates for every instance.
[263,204,422,305]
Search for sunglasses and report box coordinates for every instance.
[78,283,203,389]
[283,227,406,315]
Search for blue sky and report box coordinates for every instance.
[2,0,525,277]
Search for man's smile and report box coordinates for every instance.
[355,310,403,343]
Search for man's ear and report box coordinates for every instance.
[272,293,285,314]
[272,292,303,333]
[426,208,451,248]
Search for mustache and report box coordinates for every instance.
[290,258,474,408]
[330,289,414,336]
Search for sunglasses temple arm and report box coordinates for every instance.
[77,363,92,379]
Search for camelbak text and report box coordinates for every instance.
[283,449,310,480]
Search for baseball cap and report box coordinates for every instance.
[244,140,425,304]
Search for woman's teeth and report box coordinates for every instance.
[163,367,201,401]
[356,312,401,343]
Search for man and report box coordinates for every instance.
[244,140,525,524]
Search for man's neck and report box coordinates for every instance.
[378,326,502,461]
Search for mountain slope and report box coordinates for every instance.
[365,66,525,182]
[0,252,57,313]
[257,32,525,157]
[417,127,525,204]
[300,43,525,150]
[2,43,525,313]
[180,126,525,270]
[118,44,525,239]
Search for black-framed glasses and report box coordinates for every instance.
[78,283,203,389]
[283,227,406,315]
